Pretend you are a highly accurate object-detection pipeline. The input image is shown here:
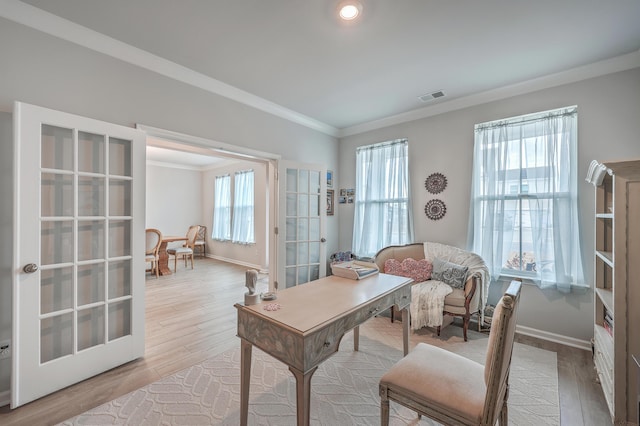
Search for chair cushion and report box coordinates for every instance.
[380,342,486,424]
[432,257,468,289]
[443,287,467,307]
[384,258,433,283]
[167,247,193,255]
[145,254,157,262]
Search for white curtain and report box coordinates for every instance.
[468,106,585,292]
[352,139,414,258]
[232,170,255,244]
[212,175,231,241]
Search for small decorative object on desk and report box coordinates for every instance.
[244,269,260,305]
[331,260,379,280]
[261,291,277,301]
[263,303,281,311]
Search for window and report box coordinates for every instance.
[231,170,255,244]
[352,139,414,258]
[469,106,585,291]
[212,174,231,241]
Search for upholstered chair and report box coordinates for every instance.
[145,228,162,278]
[193,225,207,258]
[167,225,199,272]
[374,242,489,341]
[379,280,522,426]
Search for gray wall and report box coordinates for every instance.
[338,67,640,343]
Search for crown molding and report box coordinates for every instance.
[2,1,638,140]
[0,0,339,137]
[339,50,640,138]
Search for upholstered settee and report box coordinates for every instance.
[373,242,490,341]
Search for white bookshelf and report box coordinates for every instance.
[592,160,640,424]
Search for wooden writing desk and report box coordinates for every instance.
[235,273,412,426]
[157,235,187,275]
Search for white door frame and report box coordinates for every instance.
[137,124,281,291]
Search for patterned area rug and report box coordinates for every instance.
[59,317,559,425]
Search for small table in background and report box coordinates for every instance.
[157,235,187,275]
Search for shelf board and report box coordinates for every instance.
[595,250,614,267]
[596,213,613,219]
[596,287,614,314]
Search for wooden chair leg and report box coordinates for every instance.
[174,255,178,273]
[190,253,194,269]
[436,325,441,336]
[380,388,390,426]
[463,314,470,342]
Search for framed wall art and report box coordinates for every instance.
[326,189,334,215]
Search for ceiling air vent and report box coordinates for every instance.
[418,90,445,102]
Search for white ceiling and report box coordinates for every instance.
[6,0,640,137]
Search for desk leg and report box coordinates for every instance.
[401,307,409,356]
[157,241,172,276]
[353,326,359,351]
[289,366,318,426]
[240,339,252,426]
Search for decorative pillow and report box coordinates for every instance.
[384,258,433,283]
[431,257,468,289]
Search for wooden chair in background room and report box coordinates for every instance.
[379,280,522,426]
[145,228,162,278]
[167,225,199,272]
[193,225,206,258]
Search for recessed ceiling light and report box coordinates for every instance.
[338,1,362,21]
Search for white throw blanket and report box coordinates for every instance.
[410,280,452,329]
[423,242,491,325]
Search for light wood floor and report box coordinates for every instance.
[0,258,611,425]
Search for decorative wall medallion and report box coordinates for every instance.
[425,199,446,220]
[425,172,447,194]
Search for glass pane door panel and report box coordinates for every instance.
[310,171,320,193]
[40,267,73,314]
[310,265,320,281]
[41,173,73,217]
[298,194,309,217]
[298,242,309,265]
[286,193,297,216]
[78,220,105,261]
[78,131,105,173]
[77,306,105,351]
[109,220,131,257]
[41,221,73,265]
[285,267,296,288]
[286,242,296,266]
[41,125,73,171]
[108,300,131,341]
[299,170,309,193]
[309,242,320,264]
[309,218,320,240]
[297,218,308,240]
[109,137,132,177]
[77,264,105,306]
[108,260,131,298]
[297,266,309,285]
[78,177,105,216]
[286,169,297,191]
[109,179,131,216]
[310,194,319,217]
[286,218,296,241]
[41,313,73,363]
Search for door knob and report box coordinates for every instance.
[321,238,326,243]
[23,263,38,274]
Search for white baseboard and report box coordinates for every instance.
[0,390,10,407]
[516,324,592,351]
[206,254,267,274]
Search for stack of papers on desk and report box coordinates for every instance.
[331,261,379,280]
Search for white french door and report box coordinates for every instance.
[12,102,146,408]
[277,161,327,288]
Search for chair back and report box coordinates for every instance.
[145,228,162,255]
[482,280,522,425]
[196,225,206,241]
[184,225,200,249]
